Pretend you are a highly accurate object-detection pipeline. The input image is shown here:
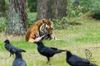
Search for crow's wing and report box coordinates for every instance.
[38,47,55,56]
[5,44,15,52]
[50,47,66,53]
[11,45,26,53]
[5,43,25,53]
[50,47,58,50]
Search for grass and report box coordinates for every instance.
[0,17,100,66]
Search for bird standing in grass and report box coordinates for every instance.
[12,51,27,66]
[66,50,97,66]
[4,39,26,57]
[34,35,66,63]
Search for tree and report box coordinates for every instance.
[0,0,6,17]
[37,0,52,19]
[6,0,27,35]
[51,0,67,19]
[37,0,67,19]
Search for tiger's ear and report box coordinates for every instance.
[42,19,45,23]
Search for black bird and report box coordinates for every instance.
[66,51,97,66]
[12,51,27,66]
[34,35,66,63]
[4,39,26,57]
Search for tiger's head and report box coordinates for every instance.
[38,19,53,39]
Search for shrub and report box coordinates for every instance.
[91,0,100,19]
[67,0,92,17]
[0,17,6,32]
[52,17,68,29]
[27,12,37,27]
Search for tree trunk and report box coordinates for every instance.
[37,0,67,19]
[37,0,52,19]
[0,0,6,17]
[52,0,67,19]
[6,0,27,35]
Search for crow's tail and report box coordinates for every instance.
[59,49,67,52]
[56,49,67,53]
[17,49,26,53]
[21,49,26,52]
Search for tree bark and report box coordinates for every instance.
[6,0,27,35]
[37,0,52,19]
[52,0,67,19]
[37,0,67,19]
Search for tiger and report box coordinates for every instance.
[25,18,54,42]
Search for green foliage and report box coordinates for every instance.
[67,0,92,17]
[27,0,37,12]
[27,12,37,27]
[91,0,100,11]
[0,0,7,17]
[52,17,68,29]
[91,0,100,19]
[0,17,6,32]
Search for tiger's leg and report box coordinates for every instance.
[28,38,35,42]
[28,32,40,42]
[51,33,56,40]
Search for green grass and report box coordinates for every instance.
[0,17,100,66]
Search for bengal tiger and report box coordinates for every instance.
[25,19,54,42]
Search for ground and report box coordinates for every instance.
[0,17,100,66]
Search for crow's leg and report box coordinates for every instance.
[47,57,51,66]
[9,53,14,58]
[47,57,50,63]
[9,53,12,57]
[48,63,51,66]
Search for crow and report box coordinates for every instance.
[66,50,97,66]
[4,39,26,57]
[34,35,66,63]
[12,51,27,66]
